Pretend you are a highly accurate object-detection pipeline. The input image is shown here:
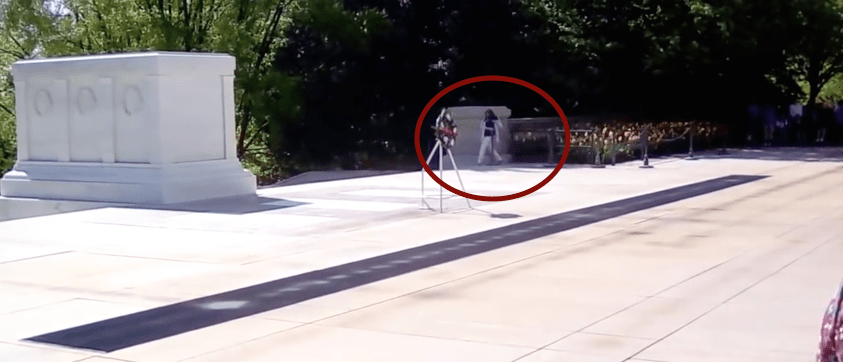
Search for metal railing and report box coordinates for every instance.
[508,118,594,165]
[509,120,717,168]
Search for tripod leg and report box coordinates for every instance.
[439,141,443,213]
[421,142,441,210]
[447,148,472,209]
[421,153,424,208]
[425,142,441,165]
[420,166,424,208]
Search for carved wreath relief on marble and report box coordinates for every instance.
[31,84,145,118]
[122,86,144,116]
[33,89,53,117]
[76,87,97,115]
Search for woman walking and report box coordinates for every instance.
[478,109,504,165]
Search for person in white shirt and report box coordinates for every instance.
[478,109,504,165]
[789,102,804,145]
[789,102,803,119]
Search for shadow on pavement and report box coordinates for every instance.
[683,147,843,162]
[490,213,523,219]
[120,194,310,215]
[261,170,412,188]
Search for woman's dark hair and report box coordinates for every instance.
[444,112,454,125]
[485,109,496,119]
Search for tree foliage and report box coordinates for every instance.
[785,0,843,110]
[1,0,843,177]
[0,0,299,164]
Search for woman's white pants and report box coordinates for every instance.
[478,136,502,164]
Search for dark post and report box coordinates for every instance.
[686,121,697,160]
[640,126,653,168]
[718,127,729,155]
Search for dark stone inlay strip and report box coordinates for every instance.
[25,175,766,352]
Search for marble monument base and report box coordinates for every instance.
[0,196,118,221]
[0,159,255,204]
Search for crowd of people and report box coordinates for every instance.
[748,98,843,147]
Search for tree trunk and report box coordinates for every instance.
[236,106,252,158]
[181,0,192,51]
[808,86,821,124]
[236,2,286,158]
[806,57,823,125]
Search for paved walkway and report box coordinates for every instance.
[1,148,842,361]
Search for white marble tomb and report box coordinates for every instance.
[0,52,257,204]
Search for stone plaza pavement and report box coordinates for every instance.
[2,148,843,362]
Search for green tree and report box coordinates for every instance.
[0,0,58,173]
[785,0,843,112]
[0,0,302,177]
[271,0,392,169]
[0,49,16,173]
[273,0,565,171]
